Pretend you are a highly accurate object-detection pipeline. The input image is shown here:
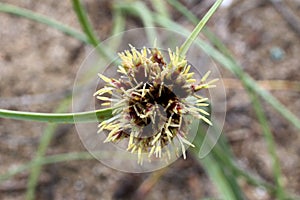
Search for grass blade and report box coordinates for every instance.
[179,0,223,57]
[0,108,112,123]
[72,0,116,61]
[0,152,95,182]
[151,0,170,18]
[192,125,245,200]
[114,2,157,43]
[0,2,114,60]
[25,99,71,200]
[0,2,88,43]
[72,0,99,47]
[247,89,286,199]
[108,8,126,50]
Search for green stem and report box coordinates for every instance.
[192,125,245,200]
[0,2,115,60]
[0,2,114,124]
[167,0,234,60]
[72,0,114,59]
[0,150,128,182]
[113,2,157,43]
[0,152,95,182]
[151,0,170,18]
[166,0,198,24]
[0,2,88,43]
[0,108,112,123]
[0,1,116,63]
[247,88,286,199]
[179,0,223,57]
[25,99,71,200]
[72,0,99,47]
[109,7,125,50]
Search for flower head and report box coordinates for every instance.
[94,45,217,164]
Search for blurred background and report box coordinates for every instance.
[0,0,300,199]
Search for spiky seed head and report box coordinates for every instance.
[95,46,217,164]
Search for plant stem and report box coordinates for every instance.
[0,152,95,182]
[247,88,286,199]
[0,2,88,43]
[72,0,99,47]
[0,108,112,123]
[72,0,114,59]
[25,99,71,200]
[179,0,223,57]
[0,150,130,182]
[113,1,157,43]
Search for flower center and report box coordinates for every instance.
[128,82,181,138]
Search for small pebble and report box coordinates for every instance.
[74,180,85,191]
[221,0,233,8]
[254,187,268,199]
[270,47,285,61]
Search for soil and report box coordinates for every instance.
[1,0,300,199]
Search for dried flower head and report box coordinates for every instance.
[94,45,217,164]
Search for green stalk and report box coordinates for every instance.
[167,0,234,60]
[113,2,157,43]
[247,89,286,199]
[202,155,240,199]
[151,0,170,18]
[179,0,223,57]
[71,0,119,60]
[192,125,245,200]
[0,2,115,60]
[72,0,100,47]
[0,152,95,182]
[25,99,71,200]
[108,8,125,50]
[166,0,198,24]
[0,108,112,123]
[0,2,88,43]
[0,150,129,182]
[0,2,114,124]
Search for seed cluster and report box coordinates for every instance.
[94,46,217,164]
